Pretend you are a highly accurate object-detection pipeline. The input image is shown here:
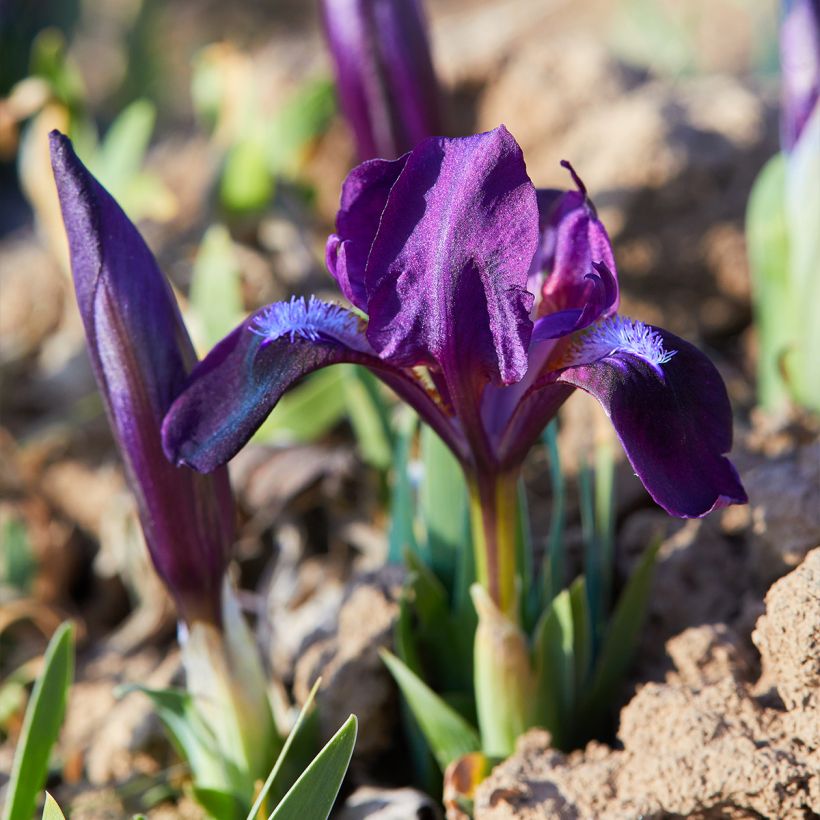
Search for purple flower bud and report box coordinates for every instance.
[50,132,235,626]
[781,0,820,150]
[320,0,442,159]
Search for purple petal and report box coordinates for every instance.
[50,131,234,625]
[365,126,538,391]
[531,263,618,343]
[781,0,820,151]
[320,0,441,160]
[163,299,465,471]
[536,163,619,322]
[327,155,408,310]
[557,319,747,518]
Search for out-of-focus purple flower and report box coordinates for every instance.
[781,0,820,150]
[320,0,441,160]
[163,126,746,521]
[50,131,235,626]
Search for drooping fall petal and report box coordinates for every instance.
[163,298,464,471]
[556,319,748,517]
[50,131,234,625]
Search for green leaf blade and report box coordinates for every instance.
[267,714,357,820]
[3,622,74,820]
[381,650,480,772]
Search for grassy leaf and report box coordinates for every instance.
[569,577,591,693]
[342,366,393,470]
[532,588,574,749]
[784,106,820,411]
[41,793,65,820]
[542,420,565,603]
[419,425,469,587]
[3,622,74,820]
[117,685,232,803]
[246,679,321,820]
[220,138,275,214]
[381,650,480,772]
[95,99,156,196]
[581,538,662,722]
[746,152,793,410]
[267,714,357,820]
[387,409,419,563]
[190,224,244,351]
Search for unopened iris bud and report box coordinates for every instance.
[50,131,235,627]
[320,0,442,159]
[780,0,820,151]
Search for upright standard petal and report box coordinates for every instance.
[365,126,538,391]
[536,163,619,323]
[326,155,408,310]
[50,132,234,625]
[320,0,441,160]
[163,298,466,471]
[556,318,747,518]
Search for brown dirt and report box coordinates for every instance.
[471,548,820,819]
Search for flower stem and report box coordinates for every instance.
[468,470,521,621]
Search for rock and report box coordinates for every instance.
[338,785,442,820]
[292,567,405,758]
[746,440,820,582]
[753,548,820,715]
[474,551,820,819]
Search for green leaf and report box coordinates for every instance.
[252,368,348,445]
[569,577,591,692]
[267,714,357,820]
[95,99,156,196]
[220,138,275,214]
[419,425,469,588]
[267,79,336,176]
[3,622,74,820]
[117,685,233,804]
[532,588,575,749]
[541,420,565,604]
[342,366,394,470]
[190,224,245,350]
[0,516,36,592]
[191,787,245,820]
[247,679,321,820]
[746,152,793,410]
[403,552,473,693]
[41,793,65,820]
[581,538,662,721]
[387,409,419,564]
[784,106,820,411]
[381,650,480,772]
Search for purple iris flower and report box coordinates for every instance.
[163,126,746,562]
[320,0,442,159]
[780,0,820,151]
[50,132,235,626]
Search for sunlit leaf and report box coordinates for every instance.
[41,793,65,820]
[382,650,480,772]
[3,622,74,820]
[267,714,357,820]
[190,224,245,351]
[342,366,393,470]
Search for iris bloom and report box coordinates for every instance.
[50,131,234,627]
[163,126,747,617]
[320,0,441,159]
